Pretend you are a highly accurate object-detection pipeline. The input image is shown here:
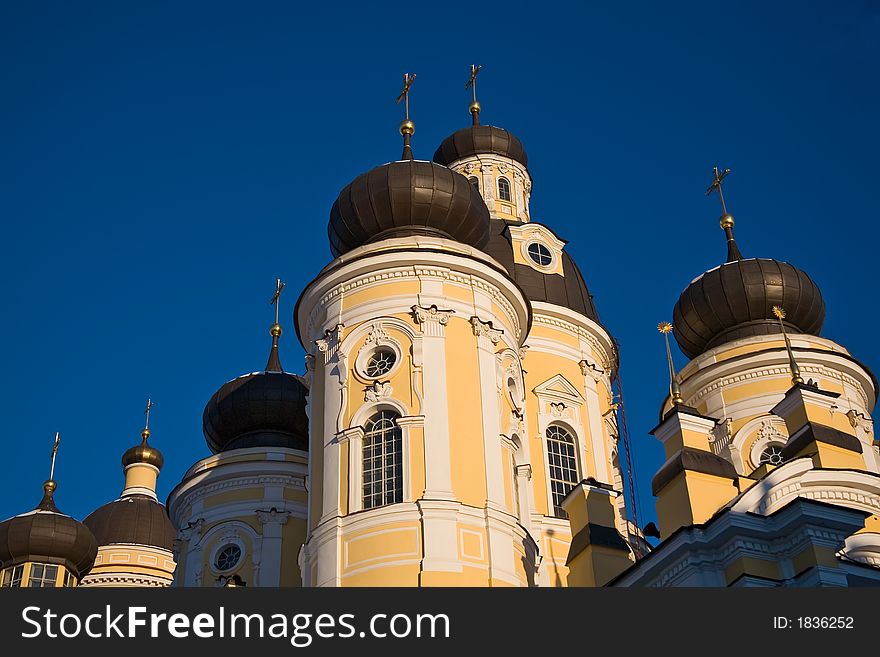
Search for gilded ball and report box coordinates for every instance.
[720,213,735,229]
[270,323,283,338]
[399,119,415,136]
[469,101,481,114]
[43,480,57,494]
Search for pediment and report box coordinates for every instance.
[533,374,585,405]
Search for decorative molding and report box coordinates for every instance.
[532,314,611,370]
[550,402,567,417]
[579,357,604,382]
[687,364,869,409]
[847,409,874,437]
[471,316,503,345]
[709,418,733,455]
[518,344,529,360]
[515,464,532,480]
[256,508,291,527]
[174,474,306,514]
[411,304,454,337]
[315,323,344,364]
[533,374,585,406]
[364,380,393,402]
[313,266,522,340]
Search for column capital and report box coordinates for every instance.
[471,316,503,345]
[411,305,454,336]
[256,507,291,527]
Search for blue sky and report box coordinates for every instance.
[1,1,878,530]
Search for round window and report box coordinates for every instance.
[527,242,553,267]
[759,444,785,467]
[365,348,396,378]
[214,544,242,572]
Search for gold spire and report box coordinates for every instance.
[142,398,153,441]
[396,73,416,160]
[266,278,285,372]
[465,64,482,126]
[706,165,743,262]
[772,306,805,385]
[658,322,684,407]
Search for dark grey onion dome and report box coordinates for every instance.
[672,258,825,359]
[328,159,491,258]
[433,125,528,169]
[0,482,98,578]
[202,371,309,453]
[483,218,600,321]
[84,495,175,550]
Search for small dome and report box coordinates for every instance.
[122,436,164,470]
[673,258,825,359]
[202,371,309,453]
[0,483,98,578]
[433,125,528,169]
[84,495,176,550]
[328,159,491,258]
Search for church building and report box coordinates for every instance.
[1,67,878,588]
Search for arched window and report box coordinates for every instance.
[498,176,512,201]
[546,425,579,518]
[759,443,785,467]
[363,410,403,509]
[468,176,480,193]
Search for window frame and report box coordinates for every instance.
[362,410,404,510]
[27,563,59,588]
[497,176,512,202]
[545,423,580,519]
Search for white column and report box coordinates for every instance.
[417,499,462,575]
[411,305,455,500]
[580,359,611,484]
[471,316,506,510]
[316,324,344,523]
[340,427,365,513]
[256,509,290,586]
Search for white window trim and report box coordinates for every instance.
[540,419,583,519]
[346,401,418,514]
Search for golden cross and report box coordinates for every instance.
[396,73,416,121]
[465,64,482,103]
[269,278,285,325]
[705,165,732,215]
[144,399,153,431]
[49,432,60,481]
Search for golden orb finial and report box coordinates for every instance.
[399,119,415,136]
[720,213,735,229]
[43,479,57,495]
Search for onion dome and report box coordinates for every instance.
[84,495,175,551]
[122,428,164,470]
[482,218,600,321]
[433,125,528,169]
[672,169,825,359]
[0,480,98,578]
[202,296,309,453]
[327,159,491,258]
